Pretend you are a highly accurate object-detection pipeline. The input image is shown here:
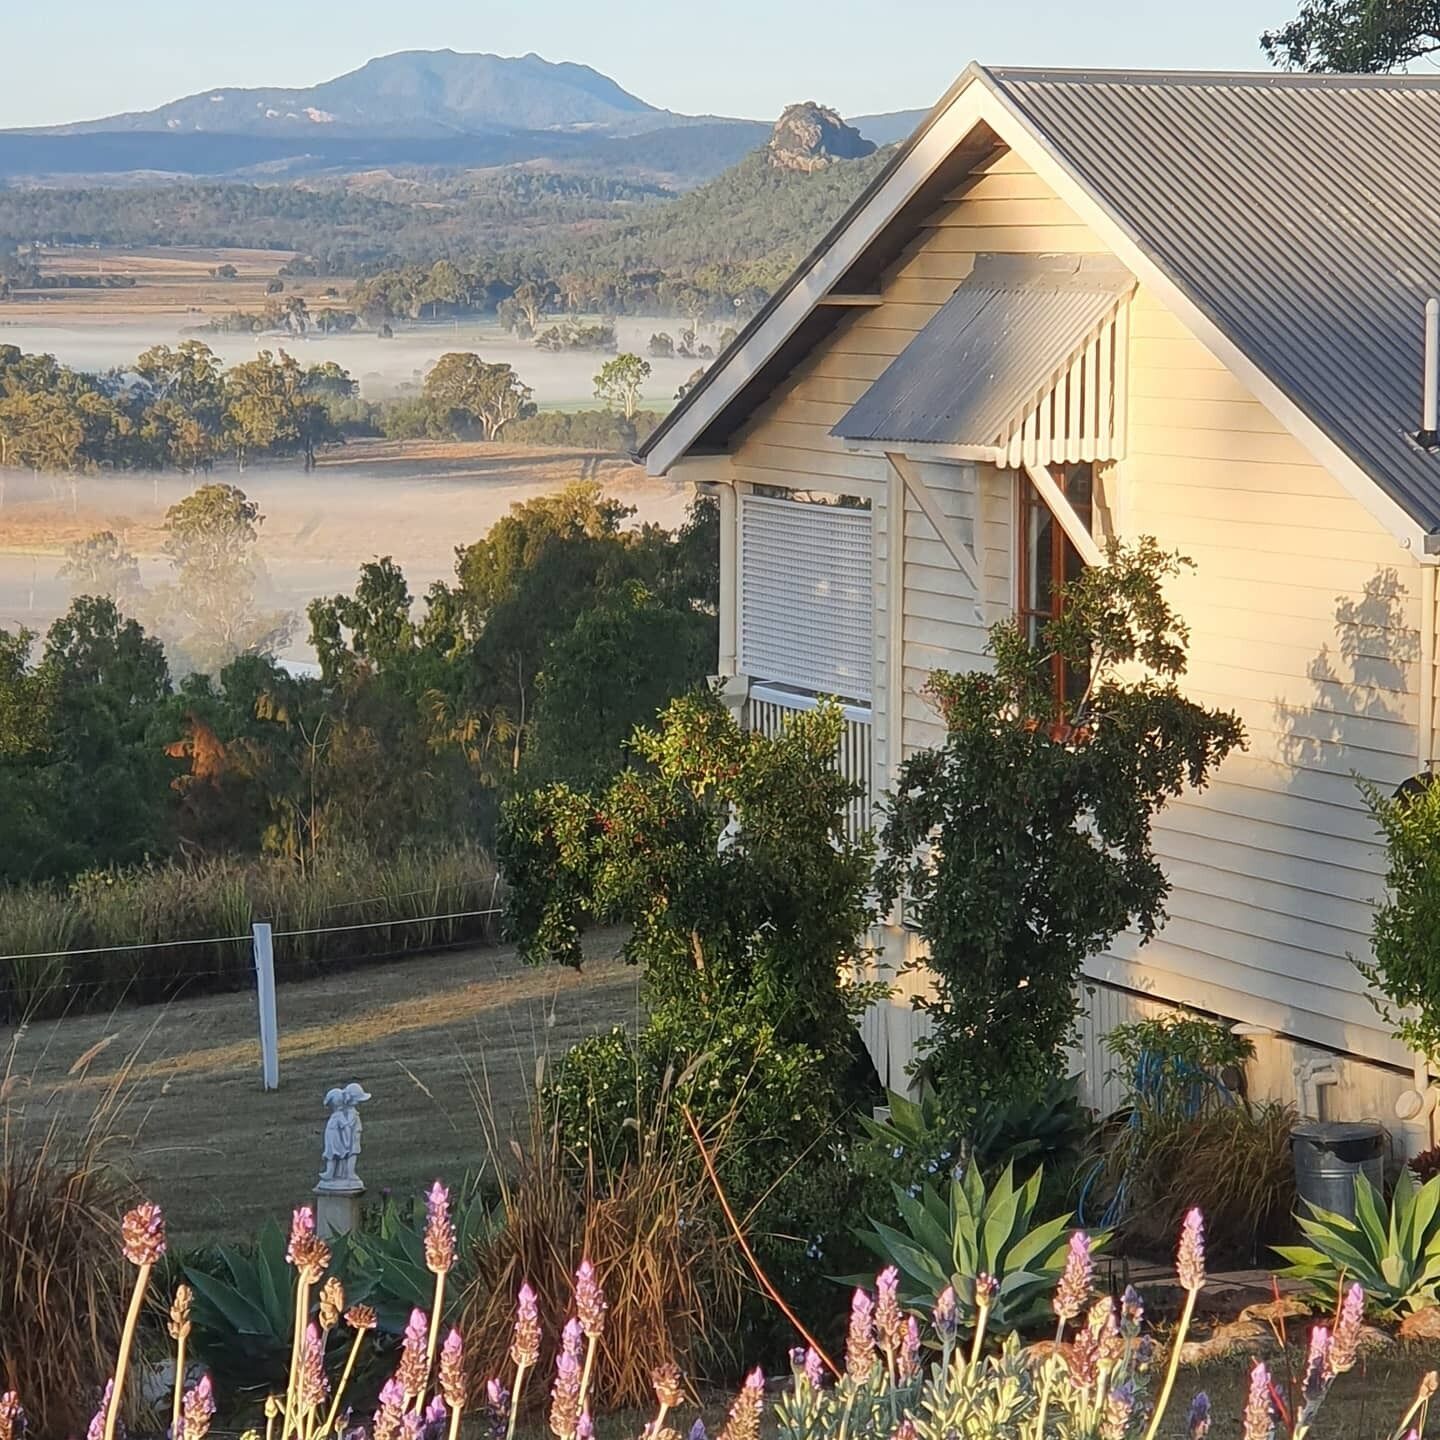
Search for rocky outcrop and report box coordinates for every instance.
[767,102,875,173]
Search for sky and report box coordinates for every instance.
[1,0,1298,129]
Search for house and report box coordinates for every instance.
[637,65,1440,1144]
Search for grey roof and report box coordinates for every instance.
[832,253,1134,446]
[987,67,1440,536]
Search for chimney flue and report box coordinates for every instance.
[1421,298,1440,448]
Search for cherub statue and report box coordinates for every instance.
[318,1082,371,1190]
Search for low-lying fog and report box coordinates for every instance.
[0,315,705,406]
[0,446,690,669]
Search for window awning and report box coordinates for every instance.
[832,253,1136,460]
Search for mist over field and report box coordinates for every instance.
[0,314,701,407]
[0,443,690,668]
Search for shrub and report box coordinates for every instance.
[853,1164,1093,1336]
[1275,1170,1440,1318]
[0,840,501,1019]
[875,540,1244,1118]
[0,1057,134,1438]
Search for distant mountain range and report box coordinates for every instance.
[0,50,927,184]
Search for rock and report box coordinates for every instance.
[1239,1296,1312,1327]
[1178,1319,1281,1366]
[1359,1323,1396,1355]
[768,103,875,173]
[1399,1306,1440,1342]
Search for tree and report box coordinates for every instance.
[511,279,553,333]
[648,332,675,359]
[592,353,651,420]
[148,483,292,674]
[60,530,144,610]
[875,539,1246,1116]
[422,353,535,441]
[1262,0,1440,70]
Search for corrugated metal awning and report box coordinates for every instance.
[832,253,1135,448]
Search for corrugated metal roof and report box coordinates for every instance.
[987,67,1440,535]
[832,253,1133,445]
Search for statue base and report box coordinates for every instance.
[314,1184,364,1238]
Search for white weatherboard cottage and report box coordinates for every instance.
[638,66,1440,1146]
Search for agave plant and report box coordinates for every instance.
[852,1163,1097,1333]
[1275,1170,1440,1317]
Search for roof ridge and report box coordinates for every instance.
[989,65,1440,89]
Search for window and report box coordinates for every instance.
[1016,461,1094,703]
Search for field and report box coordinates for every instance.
[0,438,690,664]
[1,931,640,1247]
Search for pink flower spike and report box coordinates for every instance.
[1054,1230,1092,1322]
[1177,1208,1206,1292]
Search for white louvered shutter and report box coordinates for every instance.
[738,494,873,703]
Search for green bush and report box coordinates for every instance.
[505,407,662,452]
[853,1164,1095,1336]
[1275,1171,1440,1318]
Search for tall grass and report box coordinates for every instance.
[0,1036,138,1437]
[0,841,501,1019]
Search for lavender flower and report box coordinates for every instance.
[1177,1209,1206,1293]
[687,1421,707,1440]
[1120,1285,1144,1339]
[120,1202,166,1267]
[1053,1230,1092,1323]
[296,1324,330,1415]
[286,1206,315,1264]
[440,1329,467,1411]
[577,1414,593,1440]
[549,1321,583,1440]
[875,1266,906,1356]
[424,1182,456,1276]
[1326,1283,1364,1380]
[319,1276,345,1331]
[974,1273,999,1309]
[287,1206,331,1279]
[0,1393,24,1440]
[86,1382,114,1440]
[1101,1382,1136,1440]
[398,1308,431,1399]
[1301,1324,1330,1405]
[169,1285,193,1343]
[716,1369,764,1440]
[1187,1392,1211,1440]
[898,1316,921,1382]
[423,1398,447,1440]
[346,1303,378,1332]
[575,1260,607,1339]
[652,1362,684,1409]
[1242,1361,1274,1440]
[511,1283,542,1369]
[933,1286,958,1340]
[374,1379,406,1440]
[846,1289,876,1383]
[483,1379,509,1440]
[804,1348,825,1391]
[181,1375,215,1440]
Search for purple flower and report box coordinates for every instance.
[846,1289,876,1383]
[86,1381,114,1440]
[1054,1231,1092,1323]
[1242,1361,1274,1440]
[120,1202,166,1267]
[716,1370,764,1440]
[898,1316,921,1382]
[1120,1285,1144,1338]
[287,1206,316,1264]
[398,1308,431,1399]
[1301,1324,1330,1404]
[933,1285,958,1340]
[180,1375,215,1440]
[423,1397,447,1440]
[804,1347,825,1391]
[974,1272,999,1309]
[424,1182,456,1276]
[374,1380,406,1440]
[0,1392,25,1440]
[512,1282,542,1369]
[575,1259,607,1339]
[440,1329,467,1411]
[1326,1283,1364,1380]
[1177,1209,1206,1293]
[1101,1382,1135,1440]
[577,1414,593,1440]
[687,1422,707,1440]
[875,1266,905,1356]
[549,1322,583,1439]
[297,1324,329,1414]
[1187,1392,1211,1440]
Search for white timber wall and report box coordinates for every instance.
[717,142,1432,1095]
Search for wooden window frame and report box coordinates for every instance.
[1016,462,1095,703]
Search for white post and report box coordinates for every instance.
[252,922,279,1091]
[1425,298,1440,442]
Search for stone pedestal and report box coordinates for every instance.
[314,1184,364,1238]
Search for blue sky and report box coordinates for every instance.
[3,0,1297,129]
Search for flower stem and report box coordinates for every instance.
[421,1272,448,1409]
[171,1329,188,1440]
[577,1334,598,1418]
[1140,1286,1197,1440]
[103,1262,152,1440]
[446,1400,464,1440]
[966,1303,991,1381]
[504,1362,530,1440]
[283,1277,313,1440]
[320,1330,367,1438]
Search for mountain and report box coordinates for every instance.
[38,51,675,139]
[850,109,929,147]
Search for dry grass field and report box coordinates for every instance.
[1,931,641,1247]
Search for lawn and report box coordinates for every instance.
[1,931,640,1247]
